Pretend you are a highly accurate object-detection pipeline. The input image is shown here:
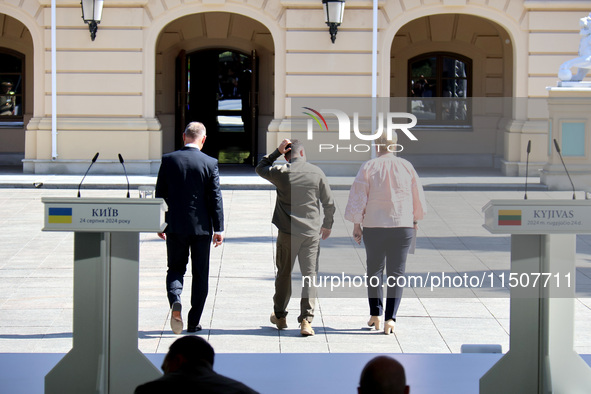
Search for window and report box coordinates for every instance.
[0,49,24,124]
[408,52,471,126]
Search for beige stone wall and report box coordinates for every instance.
[388,14,512,166]
[507,1,591,175]
[391,14,512,98]
[20,1,162,173]
[285,6,376,98]
[526,7,590,98]
[0,13,34,157]
[144,0,286,160]
[0,0,587,173]
[26,0,286,173]
[155,12,275,155]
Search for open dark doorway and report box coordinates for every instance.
[175,49,258,164]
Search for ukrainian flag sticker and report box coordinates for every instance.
[48,207,73,224]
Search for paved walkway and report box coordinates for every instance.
[0,165,550,191]
[1,168,590,358]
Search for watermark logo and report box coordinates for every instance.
[302,107,328,131]
[302,107,418,141]
[302,107,418,153]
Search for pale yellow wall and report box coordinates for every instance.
[387,14,512,160]
[155,12,275,155]
[0,1,44,167]
[30,1,157,166]
[275,2,381,153]
[0,14,33,154]
[391,14,512,98]
[42,6,145,119]
[142,0,286,119]
[379,1,591,174]
[0,0,587,174]
[284,7,379,99]
[20,0,289,172]
[526,3,591,98]
[137,0,285,167]
[379,0,528,98]
[515,3,591,172]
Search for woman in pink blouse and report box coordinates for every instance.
[344,134,426,334]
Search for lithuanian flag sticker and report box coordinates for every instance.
[498,210,521,226]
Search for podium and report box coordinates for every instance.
[481,200,591,394]
[42,197,167,394]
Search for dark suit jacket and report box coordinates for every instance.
[155,146,224,235]
[134,365,259,394]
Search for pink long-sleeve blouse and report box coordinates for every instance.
[344,154,426,228]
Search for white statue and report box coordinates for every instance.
[558,13,591,81]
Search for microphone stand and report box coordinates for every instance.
[553,139,576,200]
[118,153,130,198]
[524,140,531,200]
[77,152,99,197]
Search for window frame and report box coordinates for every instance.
[0,48,25,126]
[407,52,472,127]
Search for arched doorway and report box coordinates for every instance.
[0,14,34,167]
[155,12,274,165]
[390,14,513,168]
[176,48,257,163]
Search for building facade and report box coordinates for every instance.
[0,0,588,175]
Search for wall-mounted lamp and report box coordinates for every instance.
[322,0,345,43]
[81,0,104,41]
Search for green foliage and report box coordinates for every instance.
[218,150,250,164]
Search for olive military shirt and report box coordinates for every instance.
[255,149,335,237]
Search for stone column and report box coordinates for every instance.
[541,82,591,191]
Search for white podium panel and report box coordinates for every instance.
[42,198,167,394]
[483,199,591,234]
[481,200,591,394]
[43,197,166,232]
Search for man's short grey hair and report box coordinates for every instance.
[184,122,206,140]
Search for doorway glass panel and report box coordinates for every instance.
[186,49,253,163]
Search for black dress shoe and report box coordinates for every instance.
[187,324,202,333]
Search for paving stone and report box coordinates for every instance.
[0,187,589,358]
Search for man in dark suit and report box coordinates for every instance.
[134,336,258,394]
[156,122,224,334]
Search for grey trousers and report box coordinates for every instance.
[273,230,320,323]
[363,227,414,321]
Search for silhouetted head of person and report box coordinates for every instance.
[1,81,12,93]
[358,356,409,394]
[284,139,305,162]
[161,336,215,374]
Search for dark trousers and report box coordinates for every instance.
[166,232,212,327]
[363,227,414,321]
[274,231,320,323]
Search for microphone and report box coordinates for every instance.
[118,153,130,198]
[524,140,531,200]
[77,152,99,197]
[553,139,576,200]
